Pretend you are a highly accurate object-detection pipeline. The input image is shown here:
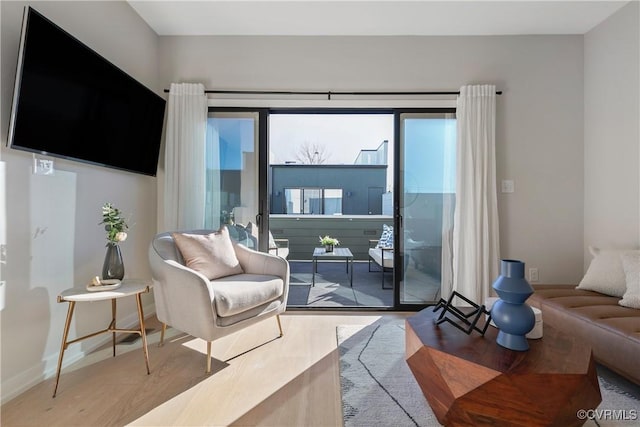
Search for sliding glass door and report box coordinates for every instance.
[205,110,269,250]
[205,108,456,310]
[396,111,456,307]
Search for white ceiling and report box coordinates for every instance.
[127,0,630,36]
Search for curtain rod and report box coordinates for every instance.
[162,88,502,100]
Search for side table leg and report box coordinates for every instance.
[111,298,117,357]
[53,301,75,397]
[136,293,151,374]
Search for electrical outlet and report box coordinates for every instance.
[529,267,539,282]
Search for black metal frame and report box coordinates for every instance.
[166,89,502,99]
[433,291,492,336]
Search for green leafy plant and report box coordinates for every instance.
[101,203,129,244]
[319,235,340,246]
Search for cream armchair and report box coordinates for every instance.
[149,229,290,373]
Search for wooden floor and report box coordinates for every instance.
[1,311,411,427]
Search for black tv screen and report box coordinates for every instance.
[7,7,166,176]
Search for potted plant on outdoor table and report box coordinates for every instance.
[319,235,340,252]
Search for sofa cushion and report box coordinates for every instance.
[621,252,640,309]
[369,247,393,268]
[210,273,284,317]
[576,246,637,298]
[172,227,243,280]
[528,284,640,386]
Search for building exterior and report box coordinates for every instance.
[270,140,389,215]
[270,164,387,215]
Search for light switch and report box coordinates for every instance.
[501,180,514,193]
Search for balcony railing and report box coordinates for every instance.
[269,214,392,261]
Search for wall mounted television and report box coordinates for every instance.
[7,6,166,176]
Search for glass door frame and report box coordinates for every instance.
[208,107,270,252]
[393,108,456,311]
[209,106,456,311]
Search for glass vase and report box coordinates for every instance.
[102,243,125,280]
[325,244,334,252]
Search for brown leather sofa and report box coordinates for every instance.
[527,284,640,386]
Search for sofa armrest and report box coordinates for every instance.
[234,242,290,280]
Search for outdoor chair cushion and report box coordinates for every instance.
[369,247,393,269]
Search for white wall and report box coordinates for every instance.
[159,33,586,284]
[584,1,640,261]
[0,1,161,402]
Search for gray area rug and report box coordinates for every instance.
[338,321,640,427]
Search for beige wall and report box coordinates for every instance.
[159,33,586,284]
[0,1,161,402]
[584,1,640,261]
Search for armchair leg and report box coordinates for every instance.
[158,323,167,347]
[276,314,283,337]
[206,341,212,374]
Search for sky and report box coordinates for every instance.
[268,114,394,165]
[267,113,456,194]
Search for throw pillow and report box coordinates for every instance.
[376,224,393,248]
[576,246,636,298]
[620,252,640,309]
[172,227,243,280]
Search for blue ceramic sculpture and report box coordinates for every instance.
[491,259,535,351]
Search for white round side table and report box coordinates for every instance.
[53,279,151,397]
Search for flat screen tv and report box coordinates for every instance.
[7,7,166,176]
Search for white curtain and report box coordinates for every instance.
[452,84,500,304]
[163,83,208,230]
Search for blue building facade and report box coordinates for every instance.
[270,164,388,215]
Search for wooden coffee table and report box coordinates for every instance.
[405,307,601,426]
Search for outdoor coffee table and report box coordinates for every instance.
[405,307,601,426]
[312,247,353,287]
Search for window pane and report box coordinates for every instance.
[284,188,302,214]
[303,189,321,214]
[205,113,258,234]
[323,189,343,215]
[400,113,456,305]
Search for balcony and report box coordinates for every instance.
[268,214,442,309]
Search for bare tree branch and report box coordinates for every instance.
[294,142,330,164]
